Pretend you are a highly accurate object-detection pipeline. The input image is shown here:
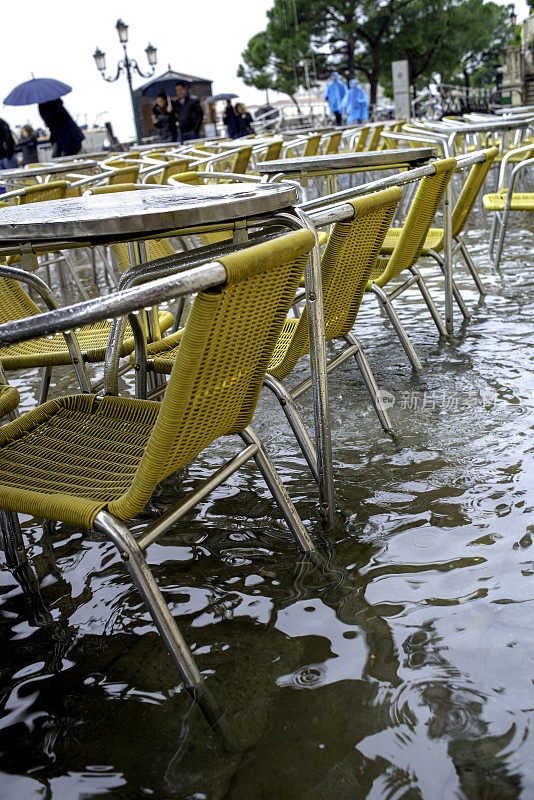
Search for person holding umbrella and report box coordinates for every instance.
[151,91,176,142]
[169,81,203,144]
[38,99,84,158]
[4,77,84,158]
[222,100,239,139]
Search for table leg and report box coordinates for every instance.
[295,209,336,527]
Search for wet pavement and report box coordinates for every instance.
[0,206,533,799]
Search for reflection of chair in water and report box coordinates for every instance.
[0,231,316,706]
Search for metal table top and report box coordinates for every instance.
[0,182,298,245]
[421,118,534,134]
[0,161,99,181]
[257,147,437,174]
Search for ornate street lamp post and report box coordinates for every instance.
[93,19,157,145]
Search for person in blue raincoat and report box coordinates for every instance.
[343,79,369,125]
[324,71,347,126]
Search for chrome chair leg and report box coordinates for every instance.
[410,267,447,337]
[457,238,487,297]
[428,251,471,320]
[344,333,393,433]
[0,509,52,626]
[39,365,53,405]
[239,426,316,553]
[370,284,423,370]
[263,375,319,484]
[94,509,203,689]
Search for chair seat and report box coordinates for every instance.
[482,192,534,212]
[380,226,444,256]
[0,393,160,527]
[0,384,20,417]
[0,310,174,369]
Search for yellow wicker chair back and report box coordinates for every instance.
[354,127,370,151]
[303,134,321,157]
[106,229,315,521]
[18,180,69,204]
[323,131,342,155]
[365,125,384,151]
[146,158,197,185]
[267,187,403,381]
[107,165,140,185]
[371,157,456,288]
[432,147,498,251]
[230,145,253,174]
[262,140,283,161]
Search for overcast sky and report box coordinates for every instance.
[1,0,529,140]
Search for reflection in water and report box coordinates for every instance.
[0,208,533,798]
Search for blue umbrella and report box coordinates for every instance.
[141,78,190,99]
[4,77,72,106]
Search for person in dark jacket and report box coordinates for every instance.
[15,125,39,165]
[169,82,203,144]
[234,103,254,137]
[151,91,176,142]
[0,118,17,169]
[38,99,84,158]
[223,100,239,139]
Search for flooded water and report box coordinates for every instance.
[0,206,533,799]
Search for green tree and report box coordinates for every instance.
[238,0,325,107]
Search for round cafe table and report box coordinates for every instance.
[0,182,297,247]
[0,160,100,187]
[257,147,437,179]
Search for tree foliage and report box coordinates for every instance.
[238,0,515,106]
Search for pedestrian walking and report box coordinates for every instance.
[151,91,177,142]
[170,82,203,144]
[223,100,239,139]
[343,79,369,124]
[38,98,84,158]
[15,125,39,164]
[234,103,254,137]
[324,71,347,126]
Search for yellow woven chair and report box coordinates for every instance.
[364,125,384,152]
[143,189,403,482]
[18,180,69,204]
[261,139,283,162]
[323,131,342,155]
[483,147,534,267]
[353,126,370,152]
[364,157,457,364]
[0,230,316,696]
[381,148,498,306]
[142,157,199,184]
[230,145,253,174]
[302,134,321,157]
[106,164,140,185]
[0,383,19,420]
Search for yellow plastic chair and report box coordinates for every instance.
[365,157,457,365]
[0,230,316,697]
